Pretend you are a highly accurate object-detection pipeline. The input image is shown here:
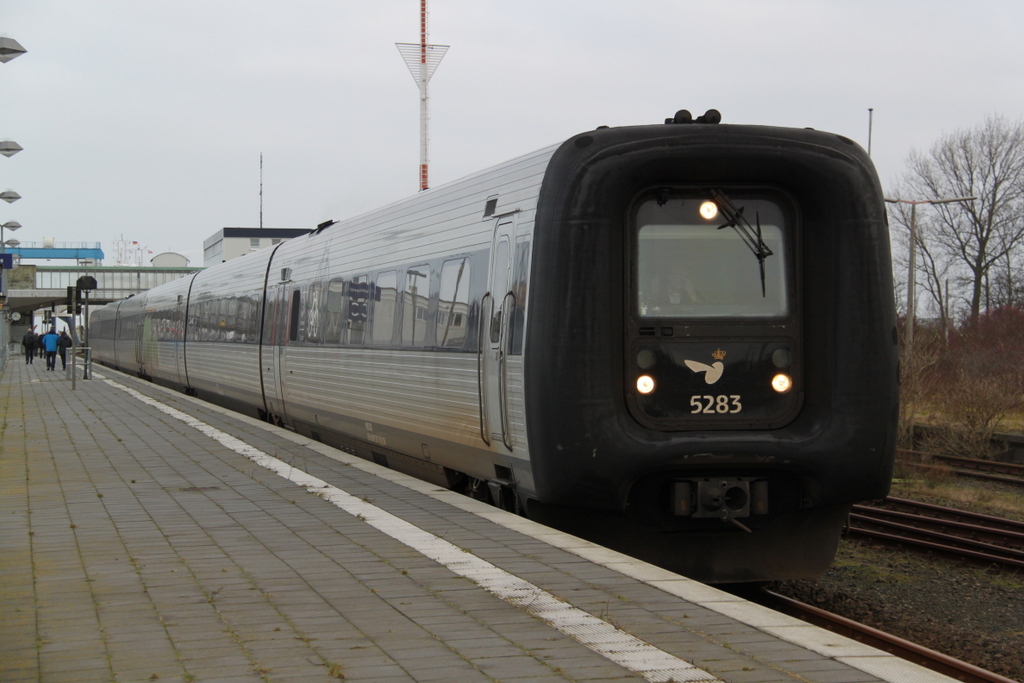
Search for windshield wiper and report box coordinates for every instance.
[710,189,774,297]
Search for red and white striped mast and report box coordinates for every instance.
[396,0,448,191]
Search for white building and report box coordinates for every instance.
[203,228,312,266]
[150,252,190,268]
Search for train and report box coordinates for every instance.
[90,110,899,583]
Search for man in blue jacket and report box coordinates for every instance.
[41,328,60,371]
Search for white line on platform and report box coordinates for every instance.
[104,379,721,683]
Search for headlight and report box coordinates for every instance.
[636,375,656,394]
[771,373,792,394]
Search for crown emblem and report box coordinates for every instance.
[712,348,726,361]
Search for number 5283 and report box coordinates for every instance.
[690,395,742,414]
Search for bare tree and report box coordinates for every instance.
[896,115,1024,326]
[989,249,1024,308]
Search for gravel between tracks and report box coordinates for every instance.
[771,536,1024,681]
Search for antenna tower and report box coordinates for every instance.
[113,235,146,267]
[396,0,448,191]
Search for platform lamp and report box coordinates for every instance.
[1,220,19,250]
[1,195,23,263]
[0,140,23,158]
[0,212,22,296]
[1,238,18,299]
[0,37,27,64]
[0,223,19,299]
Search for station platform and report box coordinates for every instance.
[0,359,956,683]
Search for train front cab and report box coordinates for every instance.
[523,122,899,582]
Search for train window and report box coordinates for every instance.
[234,297,246,342]
[216,299,226,341]
[324,279,345,344]
[191,302,201,341]
[289,290,301,342]
[243,295,253,343]
[306,282,323,343]
[635,191,790,319]
[251,295,262,342]
[509,239,530,355]
[437,258,470,348]
[346,276,368,345]
[200,301,211,341]
[206,301,215,341]
[490,239,511,343]
[264,288,283,345]
[402,266,430,346]
[218,298,229,341]
[223,298,232,341]
[371,271,397,345]
[225,297,237,341]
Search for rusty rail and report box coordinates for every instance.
[760,590,1020,683]
[849,497,1024,569]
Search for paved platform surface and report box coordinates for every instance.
[0,357,956,683]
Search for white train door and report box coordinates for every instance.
[481,216,516,449]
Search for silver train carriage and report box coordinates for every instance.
[90,111,899,583]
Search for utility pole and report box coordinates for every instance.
[884,196,976,351]
[396,0,448,191]
[884,195,975,445]
[867,108,874,156]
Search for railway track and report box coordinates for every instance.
[757,493,1024,681]
[758,589,1020,683]
[848,497,1024,570]
[898,449,1024,487]
[930,453,1024,485]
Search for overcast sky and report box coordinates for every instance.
[3,0,1023,267]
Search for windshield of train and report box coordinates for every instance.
[635,191,790,319]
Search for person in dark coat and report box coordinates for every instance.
[57,330,73,370]
[41,328,60,371]
[22,326,37,364]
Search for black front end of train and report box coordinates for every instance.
[523,118,898,583]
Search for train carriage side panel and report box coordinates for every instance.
[184,247,278,415]
[89,300,122,369]
[263,147,556,494]
[141,274,197,389]
[111,294,148,377]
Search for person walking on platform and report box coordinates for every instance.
[22,326,37,364]
[41,328,60,371]
[58,330,73,370]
